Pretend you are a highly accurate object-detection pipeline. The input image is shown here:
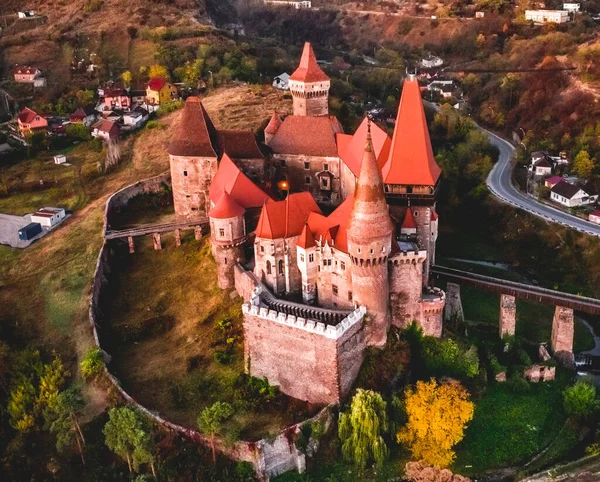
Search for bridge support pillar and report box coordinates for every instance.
[444,283,464,326]
[194,225,202,241]
[499,294,516,338]
[175,229,181,247]
[153,232,162,251]
[128,236,135,254]
[551,306,574,366]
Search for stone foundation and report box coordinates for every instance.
[551,305,574,365]
[444,282,464,325]
[499,294,516,338]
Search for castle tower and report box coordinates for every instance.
[264,112,282,145]
[382,76,442,284]
[347,123,394,347]
[296,224,318,304]
[288,42,330,117]
[208,192,247,289]
[168,97,219,218]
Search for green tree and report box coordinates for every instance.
[80,348,104,380]
[197,401,235,463]
[573,150,595,179]
[66,123,92,141]
[104,406,156,475]
[338,389,389,470]
[44,386,86,465]
[564,381,599,420]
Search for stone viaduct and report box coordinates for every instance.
[434,265,600,365]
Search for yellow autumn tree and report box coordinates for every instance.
[397,379,474,467]
[148,64,169,81]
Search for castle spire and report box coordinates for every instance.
[288,42,331,117]
[289,42,329,83]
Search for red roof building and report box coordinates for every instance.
[383,77,441,187]
[208,191,246,219]
[289,42,329,83]
[337,117,392,177]
[265,112,283,135]
[17,107,47,135]
[255,192,321,239]
[169,97,219,158]
[268,116,342,156]
[147,78,167,92]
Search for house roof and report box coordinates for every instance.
[255,192,321,239]
[92,119,119,134]
[209,154,272,208]
[168,97,219,158]
[18,107,41,124]
[545,176,564,186]
[590,210,600,218]
[208,191,246,219]
[551,181,581,199]
[216,130,264,160]
[268,115,342,156]
[70,106,96,120]
[13,66,39,75]
[289,42,329,83]
[275,73,290,82]
[534,157,552,168]
[306,196,354,252]
[337,116,392,177]
[402,209,417,230]
[265,112,282,134]
[104,88,128,97]
[148,78,168,92]
[382,77,441,186]
[297,223,315,249]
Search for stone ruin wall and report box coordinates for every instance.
[169,154,217,218]
[242,303,367,405]
[88,177,335,481]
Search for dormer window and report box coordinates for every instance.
[219,228,225,237]
[323,164,329,171]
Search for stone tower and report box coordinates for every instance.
[208,192,247,289]
[347,123,394,347]
[382,76,442,284]
[168,97,219,219]
[264,112,282,145]
[288,42,330,117]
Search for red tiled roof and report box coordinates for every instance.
[92,119,119,135]
[402,209,417,230]
[338,117,392,177]
[13,66,39,75]
[289,42,329,83]
[265,112,282,134]
[430,209,438,221]
[169,97,219,158]
[147,78,167,92]
[297,223,315,249]
[255,192,321,239]
[70,108,87,121]
[18,107,40,124]
[209,154,272,208]
[208,191,245,219]
[545,176,564,186]
[216,130,264,160]
[268,115,342,156]
[383,78,441,186]
[306,196,354,253]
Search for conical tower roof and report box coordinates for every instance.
[265,112,282,134]
[347,122,394,241]
[208,191,245,219]
[401,208,417,233]
[289,42,330,83]
[382,77,441,186]
[168,97,218,157]
[297,223,315,249]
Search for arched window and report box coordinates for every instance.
[266,260,272,275]
[278,260,284,275]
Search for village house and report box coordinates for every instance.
[17,107,47,136]
[91,119,120,141]
[563,3,580,12]
[13,66,41,84]
[123,107,149,130]
[273,73,290,90]
[102,88,130,111]
[545,176,564,189]
[589,210,600,225]
[550,181,598,207]
[525,10,570,23]
[30,207,66,228]
[69,106,97,126]
[146,78,178,106]
[421,55,444,68]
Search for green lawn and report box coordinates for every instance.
[454,371,570,475]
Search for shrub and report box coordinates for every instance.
[422,338,479,380]
[506,374,530,394]
[564,381,599,420]
[80,348,104,380]
[232,374,278,409]
[146,120,166,130]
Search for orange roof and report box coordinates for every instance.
[306,196,354,253]
[255,192,321,239]
[338,117,392,177]
[382,78,441,186]
[148,78,168,92]
[401,209,417,230]
[18,107,40,124]
[208,191,245,219]
[209,154,272,209]
[268,115,342,156]
[297,224,315,249]
[168,97,218,158]
[265,112,282,134]
[289,42,329,83]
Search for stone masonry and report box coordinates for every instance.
[499,294,517,338]
[551,305,574,364]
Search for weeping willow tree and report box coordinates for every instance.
[338,388,389,470]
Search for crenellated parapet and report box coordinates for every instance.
[388,249,427,266]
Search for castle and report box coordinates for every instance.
[168,43,446,404]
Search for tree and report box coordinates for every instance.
[148,64,169,80]
[80,348,104,380]
[66,123,91,141]
[572,150,595,179]
[121,70,133,87]
[104,407,156,475]
[197,401,234,463]
[338,389,389,470]
[564,381,599,420]
[398,379,474,467]
[44,386,86,465]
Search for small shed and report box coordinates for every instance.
[18,222,42,241]
[31,207,66,227]
[54,155,67,165]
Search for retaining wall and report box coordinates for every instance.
[88,175,334,481]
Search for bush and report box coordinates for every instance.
[146,120,166,130]
[564,381,599,420]
[506,374,530,394]
[422,337,480,380]
[232,374,278,409]
[80,348,104,380]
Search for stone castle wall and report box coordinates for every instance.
[254,235,302,295]
[169,154,217,218]
[314,247,353,310]
[242,303,367,405]
[389,252,426,330]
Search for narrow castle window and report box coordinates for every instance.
[348,291,353,301]
[304,162,310,170]
[340,261,346,271]
[183,170,188,177]
[332,285,338,296]
[278,260,284,274]
[309,253,314,262]
[305,177,311,185]
[219,228,225,237]
[323,164,329,171]
[266,260,272,275]
[280,159,286,167]
[260,245,265,253]
[300,254,305,262]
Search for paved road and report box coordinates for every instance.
[483,128,600,237]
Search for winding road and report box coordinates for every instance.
[483,128,600,237]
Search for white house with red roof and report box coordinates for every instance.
[17,107,47,136]
[13,66,41,84]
